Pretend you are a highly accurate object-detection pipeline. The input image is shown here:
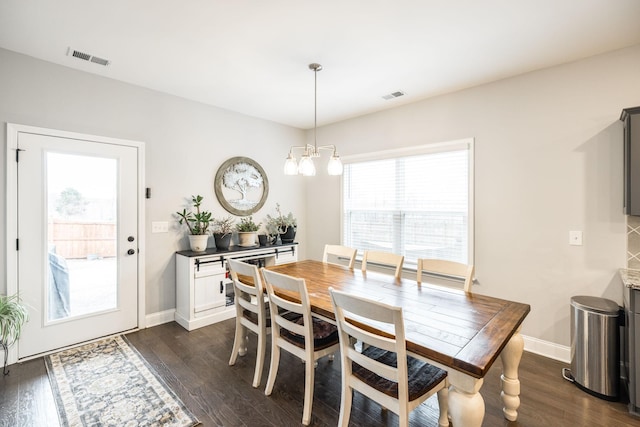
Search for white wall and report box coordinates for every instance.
[306,45,640,348]
[2,44,639,350]
[0,48,307,314]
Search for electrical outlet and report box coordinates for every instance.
[569,230,583,246]
[152,221,169,233]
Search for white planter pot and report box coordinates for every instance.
[188,234,209,252]
[238,232,257,247]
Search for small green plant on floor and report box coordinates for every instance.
[0,293,29,375]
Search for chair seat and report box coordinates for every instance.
[281,312,339,350]
[242,309,272,327]
[353,346,447,401]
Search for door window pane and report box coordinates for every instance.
[46,153,118,321]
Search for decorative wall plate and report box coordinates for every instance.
[214,156,269,216]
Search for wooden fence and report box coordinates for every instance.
[48,220,116,259]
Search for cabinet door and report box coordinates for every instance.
[194,269,226,313]
[624,110,640,215]
[275,249,298,265]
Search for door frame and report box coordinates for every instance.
[5,123,146,364]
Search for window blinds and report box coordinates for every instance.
[342,142,471,266]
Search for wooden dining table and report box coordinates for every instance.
[264,259,530,427]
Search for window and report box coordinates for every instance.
[342,139,473,267]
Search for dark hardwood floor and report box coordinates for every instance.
[1,319,638,426]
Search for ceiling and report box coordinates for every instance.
[1,1,639,129]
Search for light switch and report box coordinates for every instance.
[569,230,583,246]
[152,221,169,233]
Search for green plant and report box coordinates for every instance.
[0,293,29,375]
[265,203,297,233]
[176,195,212,235]
[263,222,279,239]
[236,216,260,232]
[212,216,235,236]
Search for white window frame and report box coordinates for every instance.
[340,137,474,268]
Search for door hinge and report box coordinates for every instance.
[16,238,19,250]
[16,148,25,162]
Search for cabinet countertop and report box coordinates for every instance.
[620,268,640,290]
[176,242,297,258]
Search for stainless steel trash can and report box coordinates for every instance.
[570,296,620,400]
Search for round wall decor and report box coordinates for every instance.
[214,156,269,216]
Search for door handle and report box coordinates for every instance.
[127,249,136,255]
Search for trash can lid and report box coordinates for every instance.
[570,296,620,314]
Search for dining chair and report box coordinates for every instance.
[227,259,270,388]
[416,258,475,293]
[361,250,404,279]
[261,268,340,426]
[322,244,357,269]
[329,288,449,427]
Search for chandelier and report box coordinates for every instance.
[283,63,343,176]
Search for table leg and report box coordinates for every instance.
[500,328,524,421]
[238,325,248,356]
[447,372,485,427]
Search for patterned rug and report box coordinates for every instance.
[45,335,200,427]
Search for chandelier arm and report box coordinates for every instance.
[288,145,308,151]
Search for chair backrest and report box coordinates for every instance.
[416,258,474,292]
[329,288,409,401]
[361,250,404,279]
[261,268,314,351]
[322,244,357,269]
[228,259,267,320]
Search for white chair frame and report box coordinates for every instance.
[228,259,270,388]
[330,288,449,427]
[361,250,404,279]
[416,258,474,292]
[322,244,358,269]
[261,268,340,426]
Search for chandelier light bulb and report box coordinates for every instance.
[327,154,343,176]
[284,153,298,175]
[298,155,316,176]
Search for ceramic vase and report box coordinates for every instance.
[188,234,209,252]
[238,231,257,247]
[213,233,231,251]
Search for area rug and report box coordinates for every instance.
[45,335,200,427]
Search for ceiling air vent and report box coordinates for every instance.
[67,47,110,66]
[382,90,406,100]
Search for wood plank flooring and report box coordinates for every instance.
[1,319,638,426]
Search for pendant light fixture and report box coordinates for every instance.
[284,63,343,176]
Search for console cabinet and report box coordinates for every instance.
[175,243,298,331]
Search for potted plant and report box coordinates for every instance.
[0,293,29,375]
[266,203,297,244]
[212,216,235,251]
[258,223,276,246]
[176,195,212,252]
[236,216,260,247]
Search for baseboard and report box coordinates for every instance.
[523,334,571,364]
[145,309,176,327]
